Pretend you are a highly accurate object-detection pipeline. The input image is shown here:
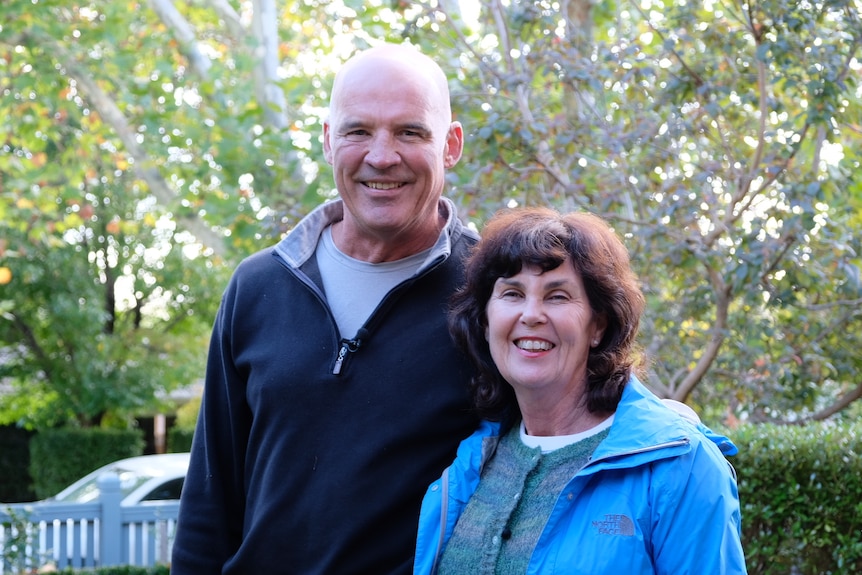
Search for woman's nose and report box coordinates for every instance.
[519,297,547,325]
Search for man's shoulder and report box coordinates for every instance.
[226,248,291,291]
[236,246,280,272]
[450,218,480,252]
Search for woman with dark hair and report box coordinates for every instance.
[414,207,746,575]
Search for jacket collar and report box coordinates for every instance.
[272,197,474,272]
[587,376,693,467]
[473,376,737,474]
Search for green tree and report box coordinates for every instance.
[1,0,859,426]
[0,159,227,427]
[416,0,862,423]
[0,0,408,427]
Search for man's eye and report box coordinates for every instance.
[400,129,429,139]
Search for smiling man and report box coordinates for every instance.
[171,43,480,575]
[323,46,463,263]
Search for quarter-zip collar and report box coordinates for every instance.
[272,196,475,275]
[271,196,477,377]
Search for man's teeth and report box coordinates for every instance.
[366,182,401,190]
[516,339,553,351]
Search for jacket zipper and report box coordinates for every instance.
[585,438,690,468]
[332,332,364,375]
[430,468,450,575]
[328,254,446,376]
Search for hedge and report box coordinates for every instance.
[0,425,35,502]
[167,427,193,453]
[732,422,862,575]
[29,428,145,499]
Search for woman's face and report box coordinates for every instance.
[485,260,606,403]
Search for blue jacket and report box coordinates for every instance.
[414,377,747,575]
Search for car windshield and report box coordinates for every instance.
[54,468,152,503]
[140,477,184,501]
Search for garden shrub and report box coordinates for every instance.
[167,426,193,453]
[167,397,198,453]
[29,428,144,499]
[0,425,35,502]
[732,422,862,575]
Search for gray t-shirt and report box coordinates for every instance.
[315,225,430,338]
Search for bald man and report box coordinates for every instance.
[172,44,480,574]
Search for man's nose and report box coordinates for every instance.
[365,133,401,169]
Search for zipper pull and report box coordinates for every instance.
[332,330,366,376]
[333,343,349,375]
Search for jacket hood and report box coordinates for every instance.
[587,376,738,472]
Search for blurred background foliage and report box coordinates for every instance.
[0,0,859,430]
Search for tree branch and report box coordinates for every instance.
[251,0,288,130]
[806,383,862,422]
[207,0,246,40]
[804,298,862,312]
[672,267,731,401]
[147,0,212,79]
[10,312,53,382]
[30,32,228,257]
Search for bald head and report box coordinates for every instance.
[321,42,464,261]
[330,44,454,130]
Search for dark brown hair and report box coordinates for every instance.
[449,207,645,421]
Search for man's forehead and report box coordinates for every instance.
[330,88,438,129]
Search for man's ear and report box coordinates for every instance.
[323,122,333,165]
[443,122,464,169]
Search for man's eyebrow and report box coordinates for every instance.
[337,120,432,134]
[399,122,432,133]
[338,120,366,132]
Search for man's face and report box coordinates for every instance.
[323,59,462,252]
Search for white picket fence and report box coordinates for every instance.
[0,474,179,573]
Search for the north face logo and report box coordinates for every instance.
[592,513,635,536]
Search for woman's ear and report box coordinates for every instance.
[591,313,608,347]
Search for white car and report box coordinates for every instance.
[46,452,189,506]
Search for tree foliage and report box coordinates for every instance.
[428,0,862,424]
[0,0,860,427]
[0,154,226,428]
